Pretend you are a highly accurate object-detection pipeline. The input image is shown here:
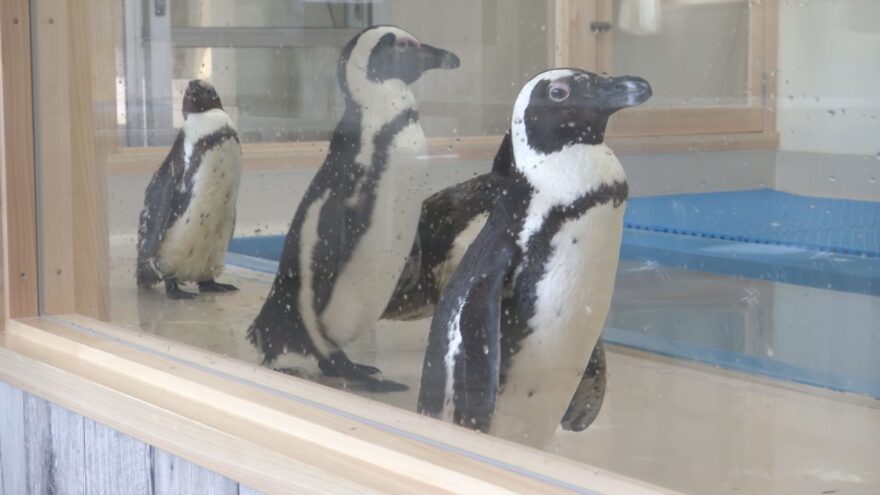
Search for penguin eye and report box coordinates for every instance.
[549,82,570,102]
[394,38,416,51]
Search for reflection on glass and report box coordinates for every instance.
[611,0,750,106]
[34,0,880,492]
[248,26,461,392]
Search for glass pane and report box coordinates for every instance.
[34,0,880,492]
[171,0,372,28]
[170,46,344,141]
[611,0,751,106]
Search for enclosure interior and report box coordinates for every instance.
[31,1,880,494]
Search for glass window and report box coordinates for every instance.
[33,0,880,493]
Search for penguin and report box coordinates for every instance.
[417,69,651,447]
[136,79,242,300]
[381,132,513,322]
[247,26,460,392]
[383,131,608,432]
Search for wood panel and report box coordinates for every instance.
[151,449,238,495]
[31,0,115,319]
[761,0,779,134]
[0,317,673,494]
[84,418,153,495]
[70,0,115,320]
[553,0,598,69]
[607,107,765,137]
[107,136,504,176]
[0,382,255,495]
[23,391,88,494]
[0,381,26,495]
[33,0,76,315]
[595,0,613,74]
[0,0,39,319]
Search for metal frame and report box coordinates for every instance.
[123,1,374,146]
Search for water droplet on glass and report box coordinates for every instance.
[827,109,836,117]
[828,175,837,182]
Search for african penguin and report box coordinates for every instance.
[136,79,242,300]
[247,26,460,392]
[382,132,608,432]
[417,69,651,447]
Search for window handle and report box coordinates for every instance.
[590,21,612,33]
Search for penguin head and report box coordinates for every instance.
[182,79,223,119]
[339,26,460,105]
[511,69,652,155]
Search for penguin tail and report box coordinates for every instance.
[246,321,280,366]
[247,282,307,366]
[136,258,162,288]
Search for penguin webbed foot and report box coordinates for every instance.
[164,278,198,300]
[198,280,239,293]
[318,353,409,392]
[317,358,381,378]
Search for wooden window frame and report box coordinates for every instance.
[0,1,675,492]
[105,0,779,177]
[554,0,778,143]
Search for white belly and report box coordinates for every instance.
[158,140,242,282]
[491,201,626,447]
[319,124,428,344]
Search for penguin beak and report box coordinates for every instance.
[603,75,652,110]
[416,43,461,72]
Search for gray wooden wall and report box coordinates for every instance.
[0,382,262,495]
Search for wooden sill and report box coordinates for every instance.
[107,132,779,177]
[0,316,674,494]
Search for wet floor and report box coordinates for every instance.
[108,242,880,495]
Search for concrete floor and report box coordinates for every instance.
[108,242,880,495]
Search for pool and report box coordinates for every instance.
[227,189,880,398]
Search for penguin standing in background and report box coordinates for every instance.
[418,69,651,446]
[247,26,460,391]
[383,132,608,433]
[136,80,242,300]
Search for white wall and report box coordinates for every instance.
[777,0,880,156]
[774,0,880,200]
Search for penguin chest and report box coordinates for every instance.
[158,139,242,281]
[318,123,427,343]
[492,201,626,446]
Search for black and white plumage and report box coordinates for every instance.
[247,26,460,391]
[383,131,608,432]
[136,79,242,300]
[382,132,513,322]
[417,69,651,446]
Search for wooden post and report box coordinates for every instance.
[553,0,599,70]
[32,0,115,320]
[0,0,40,320]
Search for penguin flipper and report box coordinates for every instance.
[136,132,186,287]
[418,215,514,433]
[383,134,513,321]
[560,339,608,432]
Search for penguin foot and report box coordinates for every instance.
[198,280,239,293]
[164,279,198,300]
[350,377,410,393]
[274,367,310,379]
[317,358,381,378]
[317,352,409,392]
